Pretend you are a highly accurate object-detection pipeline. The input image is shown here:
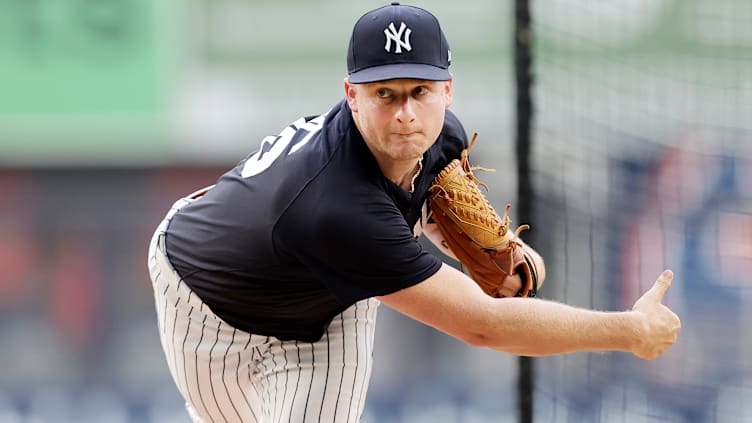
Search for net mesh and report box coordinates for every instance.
[528,1,752,422]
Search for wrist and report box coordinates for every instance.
[623,310,649,354]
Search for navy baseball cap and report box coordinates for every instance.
[346,2,452,83]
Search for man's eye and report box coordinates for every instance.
[377,88,391,98]
[413,86,427,96]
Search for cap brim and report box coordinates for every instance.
[348,63,451,84]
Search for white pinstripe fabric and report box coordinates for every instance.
[148,197,379,422]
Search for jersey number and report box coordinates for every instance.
[241,114,326,178]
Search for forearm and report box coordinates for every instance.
[381,263,677,360]
[477,298,641,356]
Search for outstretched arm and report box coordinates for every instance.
[378,264,680,359]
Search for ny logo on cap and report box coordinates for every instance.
[384,22,412,53]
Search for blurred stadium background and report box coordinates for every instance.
[1,0,750,422]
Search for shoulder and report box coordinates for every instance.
[427,109,468,165]
[442,109,469,150]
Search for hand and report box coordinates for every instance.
[630,270,682,360]
[497,274,523,297]
[495,242,546,298]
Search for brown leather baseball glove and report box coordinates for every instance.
[428,133,539,298]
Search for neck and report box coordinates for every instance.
[389,156,423,192]
[351,115,424,192]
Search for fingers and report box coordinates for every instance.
[497,274,522,297]
[630,270,681,360]
[671,313,682,339]
[645,269,674,302]
[497,286,518,297]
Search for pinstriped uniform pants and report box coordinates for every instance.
[147,197,379,422]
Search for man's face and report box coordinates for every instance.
[345,78,453,163]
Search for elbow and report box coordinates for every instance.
[461,332,539,356]
[460,331,527,354]
[453,300,503,348]
[459,330,493,348]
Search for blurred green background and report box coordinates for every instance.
[1,0,751,422]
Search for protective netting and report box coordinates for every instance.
[528,1,752,422]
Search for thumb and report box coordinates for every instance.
[645,269,674,302]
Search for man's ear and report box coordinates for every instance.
[344,79,359,112]
[444,78,454,109]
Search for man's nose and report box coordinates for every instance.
[396,97,416,123]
